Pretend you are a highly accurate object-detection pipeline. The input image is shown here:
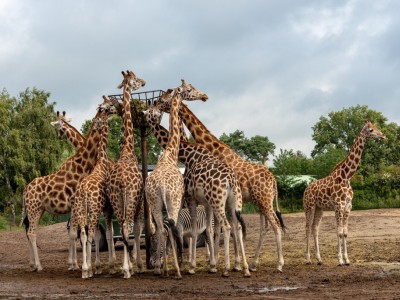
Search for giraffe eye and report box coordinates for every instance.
[369,128,374,132]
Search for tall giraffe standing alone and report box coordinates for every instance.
[157,80,285,272]
[71,109,115,278]
[106,70,145,279]
[23,97,116,272]
[304,120,386,265]
[152,86,250,277]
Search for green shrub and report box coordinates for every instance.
[0,215,8,230]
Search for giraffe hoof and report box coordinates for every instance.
[317,261,323,266]
[243,270,251,277]
[209,267,218,273]
[188,269,196,275]
[222,271,229,277]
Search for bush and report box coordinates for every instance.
[0,215,8,230]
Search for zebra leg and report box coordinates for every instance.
[188,201,198,274]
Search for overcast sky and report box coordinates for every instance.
[2,0,399,162]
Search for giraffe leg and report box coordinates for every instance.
[235,219,251,277]
[94,226,102,275]
[86,227,95,278]
[205,206,217,273]
[305,206,315,264]
[249,214,267,272]
[121,221,132,279]
[312,208,324,265]
[133,215,144,273]
[26,213,44,272]
[67,215,79,271]
[221,221,231,277]
[335,209,345,266]
[342,204,352,265]
[104,212,116,274]
[80,228,90,279]
[167,227,182,279]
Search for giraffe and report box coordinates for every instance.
[304,120,386,266]
[143,86,206,278]
[106,70,145,279]
[150,88,250,277]
[50,104,117,272]
[70,110,114,278]
[51,111,85,149]
[156,80,285,272]
[22,97,116,272]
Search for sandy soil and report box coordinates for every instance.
[1,209,400,299]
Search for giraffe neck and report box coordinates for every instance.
[179,103,243,162]
[62,121,85,149]
[59,111,103,175]
[332,132,367,180]
[164,93,182,162]
[97,122,109,161]
[147,118,213,168]
[121,85,134,153]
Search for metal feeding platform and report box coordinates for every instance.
[107,90,165,128]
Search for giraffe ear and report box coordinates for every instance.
[56,111,60,117]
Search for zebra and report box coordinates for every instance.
[150,205,246,268]
[150,205,212,268]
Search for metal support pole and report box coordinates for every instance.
[140,126,151,270]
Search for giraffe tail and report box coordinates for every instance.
[273,179,286,233]
[235,211,247,240]
[23,216,29,235]
[164,218,183,266]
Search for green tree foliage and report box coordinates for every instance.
[0,88,66,211]
[310,146,347,178]
[311,105,394,177]
[219,130,247,157]
[220,130,275,165]
[273,149,312,176]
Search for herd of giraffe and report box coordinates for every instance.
[22,69,387,280]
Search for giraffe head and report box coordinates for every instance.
[361,120,387,140]
[98,95,118,116]
[117,70,146,91]
[50,111,72,139]
[156,80,208,112]
[143,105,162,125]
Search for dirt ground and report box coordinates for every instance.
[1,209,400,299]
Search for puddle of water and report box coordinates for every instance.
[245,286,305,293]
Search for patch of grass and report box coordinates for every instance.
[242,202,259,214]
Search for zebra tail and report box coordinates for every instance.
[235,211,247,240]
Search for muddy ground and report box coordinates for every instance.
[1,209,400,299]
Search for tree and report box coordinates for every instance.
[220,130,276,165]
[310,146,347,178]
[273,149,312,176]
[219,130,247,157]
[245,135,275,165]
[0,88,66,211]
[311,105,394,177]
